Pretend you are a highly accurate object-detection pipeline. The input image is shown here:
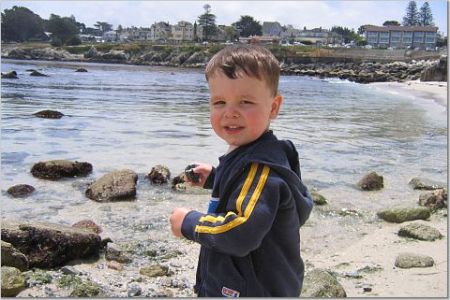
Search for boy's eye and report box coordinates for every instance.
[241,100,254,105]
[212,100,225,106]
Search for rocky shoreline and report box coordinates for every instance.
[2,46,447,84]
[2,159,447,297]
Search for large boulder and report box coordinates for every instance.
[29,70,49,77]
[420,56,447,82]
[1,220,101,269]
[31,160,93,180]
[1,241,29,271]
[357,172,384,191]
[85,169,138,202]
[377,207,430,223]
[101,50,129,61]
[84,46,98,59]
[418,189,447,210]
[71,219,103,234]
[1,70,18,79]
[1,266,27,297]
[301,268,346,297]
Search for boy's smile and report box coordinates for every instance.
[208,70,282,151]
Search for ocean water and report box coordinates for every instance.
[1,59,447,257]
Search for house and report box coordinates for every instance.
[171,21,194,42]
[296,27,342,45]
[239,35,280,45]
[102,31,118,42]
[150,22,171,42]
[363,25,438,50]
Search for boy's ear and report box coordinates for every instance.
[270,94,283,119]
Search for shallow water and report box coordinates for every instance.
[1,59,447,261]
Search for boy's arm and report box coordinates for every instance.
[181,163,290,257]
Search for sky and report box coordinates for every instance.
[1,0,448,35]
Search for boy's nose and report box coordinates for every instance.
[224,107,240,118]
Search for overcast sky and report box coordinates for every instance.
[1,1,448,35]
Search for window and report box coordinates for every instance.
[390,31,401,43]
[402,31,412,43]
[379,32,389,43]
[425,32,436,43]
[414,32,424,42]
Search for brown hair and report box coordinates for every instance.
[205,44,280,96]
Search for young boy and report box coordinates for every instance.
[170,44,313,297]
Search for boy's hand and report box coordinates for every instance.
[185,162,212,187]
[170,207,190,237]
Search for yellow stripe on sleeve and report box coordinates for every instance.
[195,165,270,235]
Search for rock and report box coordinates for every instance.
[25,269,53,286]
[409,177,445,190]
[1,266,27,297]
[398,223,443,241]
[171,172,186,191]
[394,252,434,268]
[6,184,35,198]
[127,283,142,297]
[60,266,80,275]
[31,160,92,180]
[1,220,101,268]
[75,68,88,72]
[418,189,447,210]
[105,243,132,263]
[301,268,346,297]
[72,219,103,234]
[139,264,172,277]
[1,240,29,271]
[33,109,64,119]
[377,207,430,223]
[30,70,49,77]
[85,169,138,202]
[420,56,447,82]
[107,260,123,271]
[101,50,128,61]
[84,46,98,59]
[357,172,384,191]
[311,191,327,205]
[148,165,170,185]
[1,70,18,79]
[70,278,104,297]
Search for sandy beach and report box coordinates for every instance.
[370,80,448,108]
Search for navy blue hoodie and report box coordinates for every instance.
[181,131,313,297]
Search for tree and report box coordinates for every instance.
[1,6,46,42]
[197,4,217,41]
[116,25,123,33]
[193,21,198,42]
[402,1,419,26]
[231,15,262,37]
[383,20,400,26]
[94,21,113,34]
[331,26,359,43]
[46,14,80,46]
[419,2,434,26]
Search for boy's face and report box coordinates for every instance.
[208,70,282,151]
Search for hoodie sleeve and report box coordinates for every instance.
[181,163,289,257]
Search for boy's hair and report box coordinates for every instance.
[205,44,281,96]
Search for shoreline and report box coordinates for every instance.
[369,80,448,108]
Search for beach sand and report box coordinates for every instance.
[370,80,448,108]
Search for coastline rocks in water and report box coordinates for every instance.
[6,184,35,198]
[148,165,171,185]
[31,160,93,180]
[420,55,447,82]
[408,177,445,190]
[398,223,443,241]
[1,240,29,271]
[75,68,88,72]
[1,70,18,79]
[30,70,49,77]
[105,243,132,263]
[1,266,27,297]
[301,268,347,298]
[33,109,64,119]
[72,219,103,234]
[377,207,430,223]
[85,169,138,202]
[394,253,434,269]
[101,50,129,61]
[171,172,186,191]
[418,189,447,211]
[84,46,98,59]
[1,220,101,269]
[311,191,327,205]
[357,172,384,191]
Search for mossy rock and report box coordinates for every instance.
[311,191,327,205]
[70,279,104,297]
[377,207,430,223]
[1,266,27,297]
[301,268,346,297]
[398,223,443,241]
[357,172,384,191]
[395,253,434,268]
[139,264,172,277]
